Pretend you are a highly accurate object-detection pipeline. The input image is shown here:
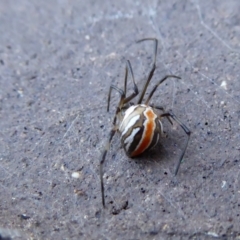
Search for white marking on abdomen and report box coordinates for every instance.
[120,114,140,136]
[133,108,156,154]
[123,105,138,120]
[124,127,140,151]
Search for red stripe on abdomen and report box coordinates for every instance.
[131,108,155,157]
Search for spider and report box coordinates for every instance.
[100,38,191,207]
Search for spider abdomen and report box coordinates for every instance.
[119,104,161,157]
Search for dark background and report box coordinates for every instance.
[0,0,240,239]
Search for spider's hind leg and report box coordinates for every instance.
[100,60,139,208]
[150,105,173,126]
[100,127,118,207]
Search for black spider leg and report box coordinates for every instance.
[145,75,181,129]
[159,112,191,175]
[145,75,181,105]
[143,74,190,175]
[100,108,119,208]
[100,60,138,207]
[150,105,173,125]
[107,60,138,112]
[137,38,158,104]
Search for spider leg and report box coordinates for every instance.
[107,60,138,111]
[150,105,165,112]
[100,127,117,207]
[159,111,191,176]
[150,105,173,125]
[123,60,138,104]
[137,38,158,104]
[107,85,125,112]
[145,75,181,105]
[101,61,138,207]
[101,88,125,207]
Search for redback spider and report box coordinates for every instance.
[100,38,191,207]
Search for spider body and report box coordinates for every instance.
[100,38,191,207]
[119,104,162,157]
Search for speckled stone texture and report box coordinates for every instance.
[0,0,240,239]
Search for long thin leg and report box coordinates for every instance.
[100,128,117,207]
[101,60,138,207]
[123,60,138,104]
[107,85,125,112]
[151,104,173,125]
[137,38,158,104]
[123,60,128,95]
[101,94,123,207]
[145,75,181,105]
[159,111,191,175]
[107,60,138,111]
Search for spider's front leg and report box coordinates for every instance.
[100,60,139,208]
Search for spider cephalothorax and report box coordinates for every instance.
[100,38,191,207]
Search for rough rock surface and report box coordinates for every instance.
[0,1,240,239]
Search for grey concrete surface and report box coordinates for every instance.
[0,0,240,239]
